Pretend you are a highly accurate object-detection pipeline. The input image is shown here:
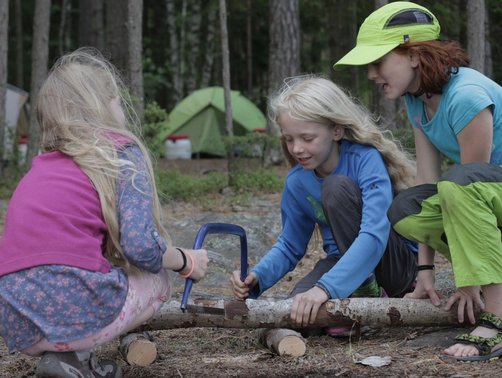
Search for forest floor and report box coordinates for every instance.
[1,158,502,377]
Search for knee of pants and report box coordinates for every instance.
[321,175,360,206]
[387,184,437,227]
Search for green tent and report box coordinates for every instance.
[158,86,266,157]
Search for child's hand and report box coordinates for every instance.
[230,271,257,300]
[290,286,329,327]
[404,270,441,306]
[184,248,209,281]
[444,285,484,325]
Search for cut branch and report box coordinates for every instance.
[137,297,468,331]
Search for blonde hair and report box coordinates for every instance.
[37,47,169,268]
[268,75,415,192]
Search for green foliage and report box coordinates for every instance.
[155,169,227,202]
[224,132,281,159]
[0,166,24,199]
[228,167,284,193]
[143,101,169,158]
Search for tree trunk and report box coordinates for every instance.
[467,0,485,74]
[259,329,306,357]
[185,0,201,94]
[79,0,104,52]
[200,1,217,88]
[126,0,144,119]
[14,0,23,88]
[0,0,8,172]
[105,0,127,70]
[27,0,51,167]
[219,0,233,137]
[246,0,253,94]
[484,5,493,78]
[267,0,300,100]
[138,297,469,331]
[165,0,182,105]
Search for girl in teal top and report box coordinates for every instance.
[335,1,502,361]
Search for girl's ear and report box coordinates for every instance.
[410,51,420,68]
[333,124,344,141]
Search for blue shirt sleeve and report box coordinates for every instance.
[116,145,166,273]
[318,148,392,298]
[249,179,316,298]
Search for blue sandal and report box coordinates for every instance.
[443,312,502,362]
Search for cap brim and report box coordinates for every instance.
[333,43,398,69]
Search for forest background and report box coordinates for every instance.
[0,0,499,173]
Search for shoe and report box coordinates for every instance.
[442,312,502,362]
[351,277,382,298]
[36,350,122,378]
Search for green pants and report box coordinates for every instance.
[388,163,502,288]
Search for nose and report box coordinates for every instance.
[292,140,304,154]
[367,64,378,81]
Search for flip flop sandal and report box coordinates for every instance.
[442,312,502,362]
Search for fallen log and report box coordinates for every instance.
[137,297,471,331]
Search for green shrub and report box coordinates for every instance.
[143,101,169,158]
[155,169,228,202]
[229,168,284,192]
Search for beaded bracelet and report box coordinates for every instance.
[173,248,187,272]
[179,250,195,278]
[417,264,435,271]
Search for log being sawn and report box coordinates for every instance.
[138,297,467,331]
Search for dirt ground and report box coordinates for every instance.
[1,158,502,377]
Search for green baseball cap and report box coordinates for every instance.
[334,1,440,68]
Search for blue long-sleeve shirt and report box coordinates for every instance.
[250,140,414,299]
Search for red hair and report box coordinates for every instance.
[394,40,470,96]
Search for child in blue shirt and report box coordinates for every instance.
[231,75,418,332]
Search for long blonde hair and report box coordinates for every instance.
[37,48,168,268]
[268,75,415,192]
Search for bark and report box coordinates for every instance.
[267,0,300,98]
[79,0,104,52]
[105,0,127,70]
[467,0,485,74]
[200,1,217,88]
[27,0,51,166]
[138,297,469,331]
[126,0,144,119]
[185,0,201,94]
[0,0,8,170]
[219,0,233,136]
[246,0,252,93]
[165,0,182,105]
[14,0,23,88]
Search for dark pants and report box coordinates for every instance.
[290,175,417,298]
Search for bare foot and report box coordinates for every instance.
[444,325,500,358]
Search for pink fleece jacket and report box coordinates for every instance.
[0,151,111,276]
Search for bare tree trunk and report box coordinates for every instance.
[27,0,51,167]
[484,5,493,78]
[219,0,233,137]
[200,1,217,88]
[267,0,300,100]
[166,0,182,105]
[79,0,104,52]
[105,0,127,70]
[0,0,8,173]
[246,0,253,94]
[185,0,201,94]
[126,0,144,119]
[138,297,469,331]
[14,0,23,88]
[467,0,485,73]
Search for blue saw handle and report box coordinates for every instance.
[180,223,248,312]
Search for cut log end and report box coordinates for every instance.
[119,333,157,366]
[261,328,306,357]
